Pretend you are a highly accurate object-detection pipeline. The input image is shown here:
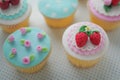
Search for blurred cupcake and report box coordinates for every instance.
[88,0,120,31]
[62,22,109,68]
[0,0,31,33]
[3,27,51,73]
[38,0,78,28]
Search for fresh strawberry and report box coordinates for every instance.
[90,32,101,45]
[0,0,10,10]
[112,0,120,6]
[75,32,88,48]
[10,0,20,6]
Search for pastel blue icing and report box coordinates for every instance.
[0,0,28,20]
[3,28,51,68]
[38,0,78,19]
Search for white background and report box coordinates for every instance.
[0,0,120,80]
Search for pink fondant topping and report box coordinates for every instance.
[89,0,120,21]
[37,45,42,52]
[24,40,31,47]
[104,0,112,6]
[12,48,17,55]
[8,35,14,42]
[67,22,105,56]
[20,28,26,35]
[22,57,30,64]
[37,33,43,39]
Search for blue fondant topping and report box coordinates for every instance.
[3,28,51,68]
[0,0,28,20]
[38,0,78,19]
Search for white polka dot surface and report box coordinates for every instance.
[0,0,120,80]
[38,0,78,18]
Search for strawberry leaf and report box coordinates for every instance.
[86,31,93,36]
[104,5,112,12]
[79,25,87,32]
[119,2,120,6]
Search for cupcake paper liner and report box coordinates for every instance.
[67,53,102,68]
[89,11,120,31]
[44,13,75,28]
[0,17,30,33]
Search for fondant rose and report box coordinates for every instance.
[22,57,30,64]
[20,28,26,35]
[37,46,42,52]
[12,48,17,55]
[37,33,43,39]
[8,35,14,42]
[104,0,112,6]
[24,40,31,47]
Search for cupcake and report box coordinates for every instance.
[3,27,51,73]
[38,0,78,28]
[88,0,120,31]
[62,22,109,68]
[0,0,31,33]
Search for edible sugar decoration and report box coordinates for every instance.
[0,0,20,10]
[20,39,31,47]
[75,25,101,48]
[104,0,120,12]
[20,28,31,35]
[37,32,46,39]
[22,56,30,64]
[36,45,48,52]
[24,40,31,47]
[9,48,17,58]
[36,45,42,52]
[8,35,15,43]
[22,54,35,64]
[42,47,48,52]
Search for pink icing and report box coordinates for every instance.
[24,40,31,47]
[37,45,42,52]
[8,35,14,42]
[20,28,26,35]
[22,57,30,64]
[37,33,43,39]
[89,0,120,21]
[104,0,112,6]
[67,22,105,56]
[12,48,17,54]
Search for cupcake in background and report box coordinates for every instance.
[3,27,51,73]
[62,22,109,68]
[88,0,120,31]
[38,0,78,28]
[0,0,31,33]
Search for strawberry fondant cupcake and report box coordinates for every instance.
[88,0,120,31]
[62,22,109,68]
[38,0,78,28]
[3,27,51,73]
[0,0,31,33]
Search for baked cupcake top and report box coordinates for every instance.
[3,27,51,68]
[88,0,120,21]
[38,0,78,19]
[62,22,109,60]
[0,0,31,25]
